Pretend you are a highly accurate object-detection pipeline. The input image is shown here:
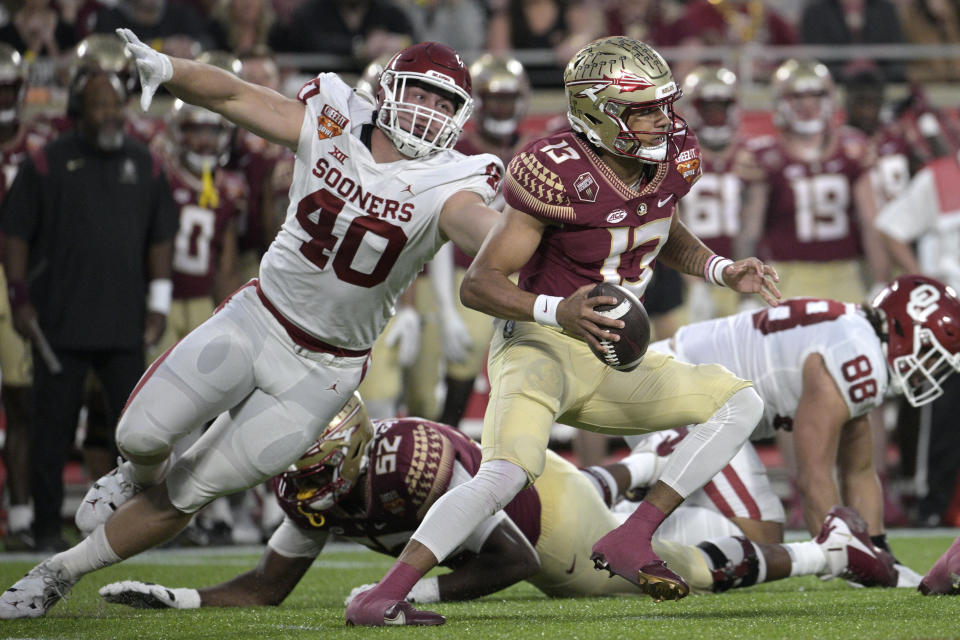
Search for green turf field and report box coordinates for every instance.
[0,534,957,640]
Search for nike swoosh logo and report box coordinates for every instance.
[565,556,576,574]
[658,194,674,207]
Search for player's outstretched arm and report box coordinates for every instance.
[659,214,781,306]
[100,547,315,608]
[116,28,303,150]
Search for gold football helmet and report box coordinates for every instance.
[67,34,133,117]
[772,59,834,136]
[354,55,391,106]
[682,66,738,150]
[0,43,26,125]
[276,392,375,512]
[169,99,234,173]
[564,36,685,163]
[469,53,529,140]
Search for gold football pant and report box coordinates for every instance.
[481,319,751,483]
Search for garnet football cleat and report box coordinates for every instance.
[816,505,897,587]
[0,560,77,619]
[591,528,689,602]
[75,459,141,534]
[919,535,960,595]
[344,590,445,626]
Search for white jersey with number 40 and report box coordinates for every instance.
[259,73,502,351]
[661,298,888,440]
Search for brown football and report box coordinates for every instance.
[587,283,650,372]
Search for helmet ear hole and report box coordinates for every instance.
[584,113,602,126]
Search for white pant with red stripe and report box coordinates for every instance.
[116,284,368,513]
[614,431,785,540]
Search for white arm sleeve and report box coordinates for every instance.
[447,459,511,554]
[266,516,328,559]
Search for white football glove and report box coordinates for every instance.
[385,307,421,368]
[438,309,473,364]
[344,582,377,606]
[100,580,201,609]
[115,28,173,112]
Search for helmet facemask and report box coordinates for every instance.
[773,59,834,137]
[682,66,739,151]
[887,327,960,407]
[171,100,233,175]
[377,72,472,159]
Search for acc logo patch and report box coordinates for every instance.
[574,172,598,202]
[674,148,700,184]
[606,209,628,224]
[317,104,349,140]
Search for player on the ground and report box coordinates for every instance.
[0,31,506,620]
[96,394,891,610]
[346,36,780,626]
[736,59,888,303]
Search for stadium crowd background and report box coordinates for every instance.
[1,0,959,551]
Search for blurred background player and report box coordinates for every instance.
[676,65,742,323]
[0,43,53,550]
[736,59,889,303]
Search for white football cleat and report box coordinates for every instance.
[816,505,897,587]
[0,560,77,619]
[75,459,140,534]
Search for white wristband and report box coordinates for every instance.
[148,278,173,314]
[407,576,440,604]
[704,256,734,288]
[532,294,563,328]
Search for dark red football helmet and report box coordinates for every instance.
[376,42,473,158]
[872,274,960,407]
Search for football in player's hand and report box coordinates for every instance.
[588,283,650,372]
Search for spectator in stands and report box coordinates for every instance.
[485,0,602,87]
[268,0,413,69]
[799,0,905,82]
[0,64,178,551]
[600,0,681,47]
[208,0,276,54]
[0,0,77,59]
[671,0,796,80]
[401,0,487,58]
[89,0,216,51]
[898,0,960,83]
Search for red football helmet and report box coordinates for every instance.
[275,393,375,512]
[376,42,473,158]
[872,274,960,407]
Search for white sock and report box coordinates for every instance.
[52,525,121,580]
[659,387,762,498]
[7,504,32,532]
[580,466,618,507]
[786,540,827,577]
[412,459,527,562]
[620,451,658,488]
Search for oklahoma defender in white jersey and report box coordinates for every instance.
[619,275,960,588]
[0,32,503,621]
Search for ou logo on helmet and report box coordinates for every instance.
[907,284,941,323]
